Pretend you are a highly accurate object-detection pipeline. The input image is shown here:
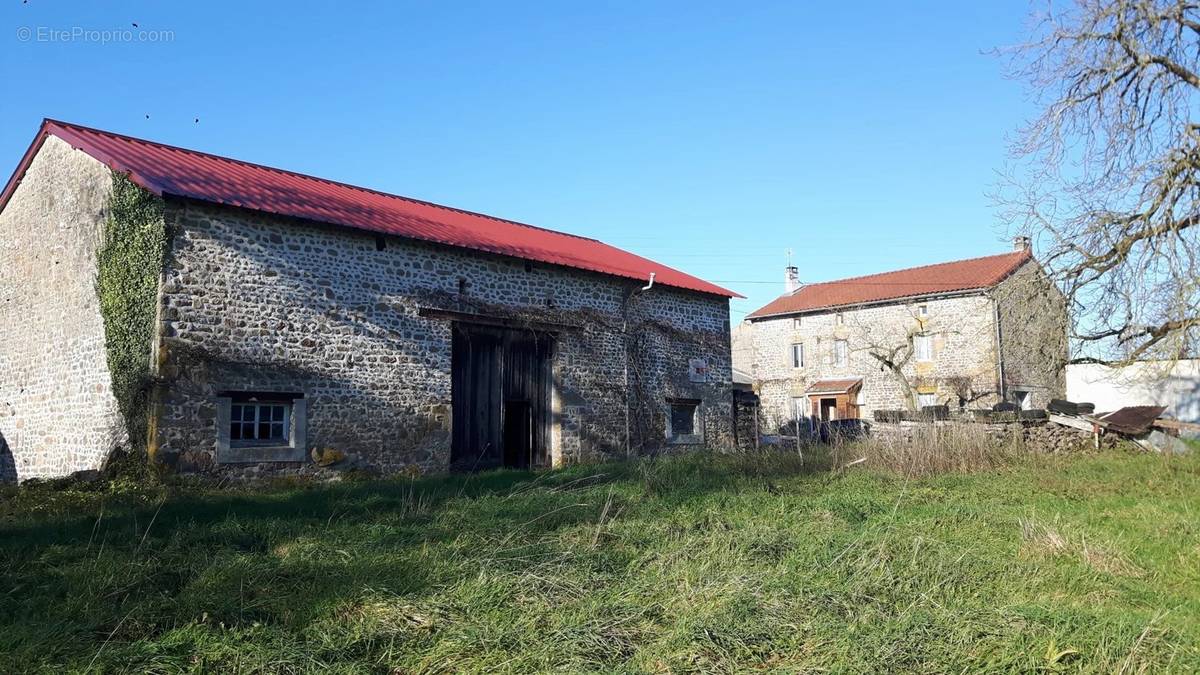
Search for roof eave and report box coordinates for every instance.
[746,286,993,321]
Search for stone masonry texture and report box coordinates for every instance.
[152,199,733,475]
[0,137,127,482]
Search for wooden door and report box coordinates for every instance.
[451,324,552,470]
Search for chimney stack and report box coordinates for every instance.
[1013,236,1032,253]
[785,265,800,294]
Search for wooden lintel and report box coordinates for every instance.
[417,306,580,333]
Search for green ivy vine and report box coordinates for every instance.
[96,171,169,449]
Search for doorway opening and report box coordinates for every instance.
[451,324,553,470]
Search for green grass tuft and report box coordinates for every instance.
[1,449,1197,672]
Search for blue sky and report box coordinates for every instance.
[1,1,1036,319]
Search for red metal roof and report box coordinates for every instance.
[805,378,863,395]
[747,250,1032,318]
[0,119,738,298]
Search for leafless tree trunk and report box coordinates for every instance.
[998,0,1200,365]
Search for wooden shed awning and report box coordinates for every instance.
[806,378,863,395]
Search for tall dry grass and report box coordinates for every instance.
[846,422,1027,477]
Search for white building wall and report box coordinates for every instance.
[1066,360,1200,425]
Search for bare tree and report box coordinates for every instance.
[999,0,1200,365]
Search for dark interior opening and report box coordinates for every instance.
[503,400,533,469]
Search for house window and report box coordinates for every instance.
[230,401,290,446]
[216,392,307,463]
[793,317,802,329]
[791,343,804,368]
[666,399,702,444]
[917,392,937,408]
[917,304,928,317]
[914,334,934,362]
[834,339,848,367]
[835,312,845,326]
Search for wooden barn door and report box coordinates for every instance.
[451,324,552,471]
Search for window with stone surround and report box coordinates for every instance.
[231,401,290,446]
[666,398,702,444]
[833,339,848,367]
[216,392,307,463]
[790,343,804,368]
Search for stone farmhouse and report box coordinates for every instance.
[734,241,1067,433]
[0,120,739,482]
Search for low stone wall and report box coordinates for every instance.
[869,418,1119,453]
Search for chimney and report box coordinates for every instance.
[1013,236,1032,253]
[785,265,800,294]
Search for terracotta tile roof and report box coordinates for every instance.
[806,378,862,394]
[747,250,1032,318]
[1,119,739,299]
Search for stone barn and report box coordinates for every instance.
[0,120,738,481]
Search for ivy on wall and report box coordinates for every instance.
[96,172,168,449]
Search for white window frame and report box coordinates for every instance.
[216,393,307,463]
[916,392,938,408]
[790,342,804,369]
[834,339,848,367]
[917,304,928,317]
[230,401,291,446]
[914,333,934,362]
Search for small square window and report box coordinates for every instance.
[918,304,929,317]
[229,400,291,447]
[666,399,702,443]
[671,403,696,436]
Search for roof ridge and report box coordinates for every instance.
[795,249,1030,291]
[42,118,603,243]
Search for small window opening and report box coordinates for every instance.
[458,277,468,295]
[230,400,291,446]
[835,312,845,326]
[916,392,938,408]
[793,317,802,329]
[667,399,701,443]
[374,235,387,251]
[834,339,848,367]
[790,343,804,368]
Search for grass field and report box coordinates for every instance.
[1,448,1197,673]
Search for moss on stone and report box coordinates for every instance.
[96,172,168,450]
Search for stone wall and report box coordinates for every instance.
[153,199,733,474]
[0,136,127,481]
[748,293,1000,432]
[995,261,1068,409]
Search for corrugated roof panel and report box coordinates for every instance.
[0,120,739,299]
